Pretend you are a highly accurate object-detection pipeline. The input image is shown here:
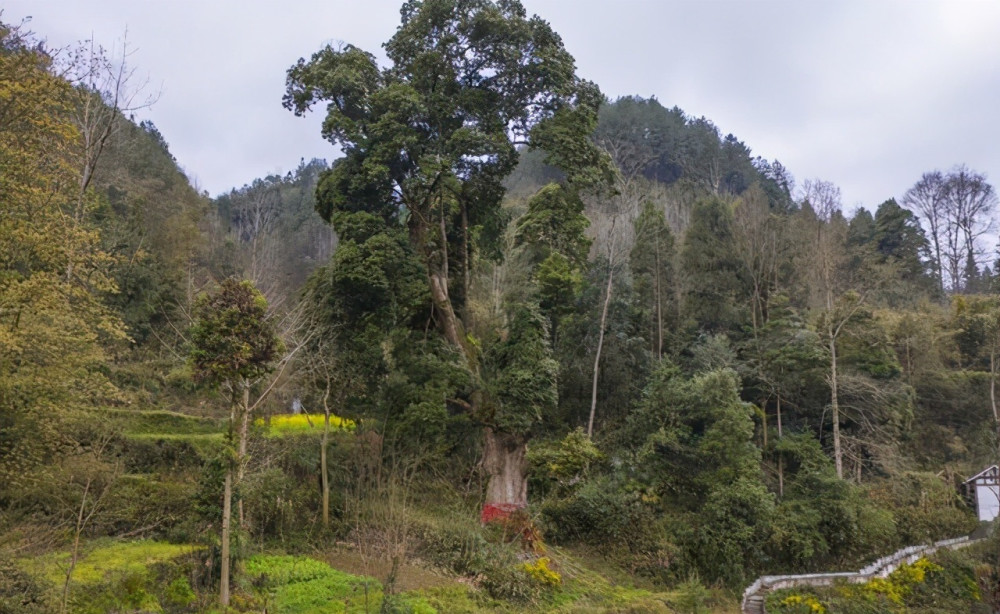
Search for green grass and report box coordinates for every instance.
[122,431,226,458]
[21,539,200,586]
[16,539,202,613]
[96,407,225,435]
[94,406,228,455]
[244,554,435,613]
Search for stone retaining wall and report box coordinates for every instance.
[741,535,981,613]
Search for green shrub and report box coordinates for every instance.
[670,575,711,614]
[527,428,603,497]
[163,576,196,608]
[540,477,650,547]
[243,554,388,613]
[18,541,201,614]
[910,548,982,610]
[100,477,195,538]
[0,560,47,614]
[411,513,510,577]
[478,562,542,603]
[119,436,206,472]
[540,477,675,579]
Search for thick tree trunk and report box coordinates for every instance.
[411,217,530,525]
[428,270,464,349]
[588,265,615,438]
[220,469,232,608]
[481,428,528,523]
[411,218,465,351]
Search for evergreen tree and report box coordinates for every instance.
[284,0,611,517]
[189,278,281,607]
[681,197,743,332]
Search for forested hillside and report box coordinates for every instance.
[2,4,1000,613]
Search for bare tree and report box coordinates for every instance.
[584,175,646,438]
[902,171,947,292]
[732,183,782,335]
[235,303,312,530]
[582,125,659,437]
[945,166,997,291]
[59,31,157,282]
[232,180,282,289]
[345,431,413,613]
[903,167,997,293]
[298,328,362,528]
[59,432,121,614]
[799,179,868,479]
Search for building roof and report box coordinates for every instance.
[964,465,999,484]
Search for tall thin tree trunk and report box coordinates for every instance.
[654,238,663,360]
[220,469,232,608]
[461,202,470,328]
[419,210,462,349]
[321,380,332,528]
[238,383,250,529]
[761,397,768,450]
[588,264,615,439]
[991,351,998,424]
[777,395,783,497]
[830,332,843,479]
[929,222,944,294]
[777,394,783,438]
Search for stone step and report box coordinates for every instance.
[744,594,765,614]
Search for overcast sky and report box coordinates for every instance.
[6,1,1000,211]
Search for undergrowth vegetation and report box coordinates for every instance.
[766,548,989,614]
[11,540,201,613]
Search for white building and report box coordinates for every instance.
[964,466,1000,522]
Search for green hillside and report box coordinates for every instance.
[2,5,1000,613]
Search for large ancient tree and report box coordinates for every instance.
[284,0,608,519]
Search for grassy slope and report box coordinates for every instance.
[18,539,744,613]
[23,408,743,612]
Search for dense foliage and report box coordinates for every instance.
[3,3,1000,612]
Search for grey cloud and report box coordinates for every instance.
[6,0,1000,209]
